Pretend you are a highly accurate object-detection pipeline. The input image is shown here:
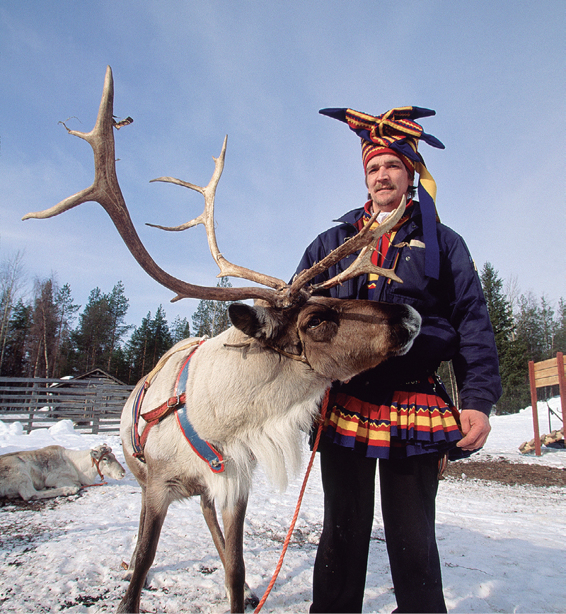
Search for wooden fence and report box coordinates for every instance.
[0,377,134,435]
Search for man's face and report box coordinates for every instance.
[365,153,411,213]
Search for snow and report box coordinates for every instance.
[0,399,564,613]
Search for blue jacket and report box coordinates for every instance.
[296,202,502,415]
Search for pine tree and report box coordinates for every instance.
[514,293,566,407]
[148,306,173,368]
[0,299,32,376]
[125,312,152,383]
[72,287,113,373]
[71,283,130,375]
[51,283,80,377]
[515,292,545,362]
[539,296,557,359]
[0,250,25,373]
[125,306,173,384]
[480,262,514,350]
[170,315,191,343]
[480,263,529,414]
[191,277,235,337]
[105,281,131,373]
[553,298,566,354]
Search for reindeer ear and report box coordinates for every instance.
[229,303,263,337]
[229,303,281,339]
[90,444,111,461]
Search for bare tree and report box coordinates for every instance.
[51,283,80,377]
[0,250,26,372]
[504,274,521,318]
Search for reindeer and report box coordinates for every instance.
[23,66,422,613]
[0,443,125,501]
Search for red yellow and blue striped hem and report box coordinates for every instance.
[323,389,463,460]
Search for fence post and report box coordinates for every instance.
[528,360,542,456]
[25,380,40,435]
[91,383,100,435]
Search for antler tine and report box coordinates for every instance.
[21,67,117,221]
[147,139,288,292]
[315,196,406,289]
[22,66,290,307]
[287,196,406,298]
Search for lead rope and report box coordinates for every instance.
[254,387,331,614]
[80,455,109,490]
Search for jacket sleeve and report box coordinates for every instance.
[441,230,502,414]
[293,226,357,295]
[295,238,325,280]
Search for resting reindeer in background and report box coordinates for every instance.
[23,66,421,613]
[0,444,125,501]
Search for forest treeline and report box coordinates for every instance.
[0,252,234,385]
[479,262,565,413]
[1,251,564,413]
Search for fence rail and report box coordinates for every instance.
[0,377,134,435]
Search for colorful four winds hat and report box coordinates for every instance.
[319,106,445,279]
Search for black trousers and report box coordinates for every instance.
[310,440,447,614]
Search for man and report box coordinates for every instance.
[296,107,501,613]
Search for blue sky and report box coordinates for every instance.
[1,1,564,327]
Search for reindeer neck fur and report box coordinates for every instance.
[60,448,99,485]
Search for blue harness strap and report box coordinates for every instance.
[174,351,224,473]
[130,340,224,473]
[175,405,225,473]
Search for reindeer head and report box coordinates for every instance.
[90,444,113,461]
[90,444,126,480]
[229,298,420,382]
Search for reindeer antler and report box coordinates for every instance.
[288,198,405,295]
[146,139,289,293]
[23,66,404,309]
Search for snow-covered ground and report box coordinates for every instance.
[0,399,564,613]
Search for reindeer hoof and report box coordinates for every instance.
[244,584,259,610]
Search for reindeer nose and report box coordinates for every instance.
[384,304,421,354]
[401,305,421,336]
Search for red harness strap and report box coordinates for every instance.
[80,455,110,489]
[138,393,187,450]
[137,351,193,452]
[132,340,210,463]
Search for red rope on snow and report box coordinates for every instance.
[254,388,330,613]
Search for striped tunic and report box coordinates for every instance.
[323,376,464,459]
[322,201,464,459]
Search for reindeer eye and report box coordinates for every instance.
[307,317,323,329]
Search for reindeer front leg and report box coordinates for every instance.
[220,497,250,613]
[117,485,170,613]
[201,494,259,611]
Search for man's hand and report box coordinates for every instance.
[456,409,491,451]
